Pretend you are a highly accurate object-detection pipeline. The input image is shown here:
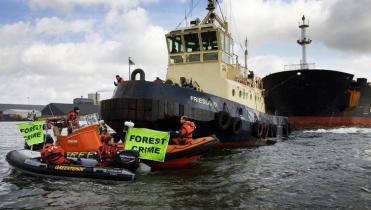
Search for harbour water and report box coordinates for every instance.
[0,122,370,209]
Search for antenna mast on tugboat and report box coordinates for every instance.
[201,0,228,32]
[244,37,248,71]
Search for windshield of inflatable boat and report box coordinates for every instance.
[79,113,100,127]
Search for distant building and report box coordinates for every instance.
[0,104,45,121]
[73,97,94,105]
[88,93,100,105]
[41,103,99,117]
[3,109,41,120]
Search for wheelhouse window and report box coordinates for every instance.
[184,33,200,53]
[167,35,183,54]
[170,55,184,64]
[203,52,218,61]
[186,54,200,62]
[225,35,230,54]
[220,32,225,51]
[201,31,218,51]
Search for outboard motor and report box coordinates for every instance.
[116,150,140,172]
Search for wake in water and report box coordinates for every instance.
[304,127,371,134]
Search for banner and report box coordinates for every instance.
[125,128,170,162]
[18,121,44,146]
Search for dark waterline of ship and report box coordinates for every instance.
[0,122,370,209]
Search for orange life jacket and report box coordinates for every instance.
[100,133,108,143]
[179,120,196,144]
[98,144,118,165]
[40,143,70,165]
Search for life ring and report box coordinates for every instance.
[230,117,242,135]
[216,111,231,131]
[131,69,145,81]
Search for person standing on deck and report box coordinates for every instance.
[66,107,80,134]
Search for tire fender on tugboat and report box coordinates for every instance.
[282,124,289,136]
[229,117,243,135]
[216,111,231,131]
[268,124,277,137]
[131,69,145,81]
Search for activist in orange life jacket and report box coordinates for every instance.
[40,137,71,165]
[173,116,196,145]
[66,106,80,134]
[97,136,119,167]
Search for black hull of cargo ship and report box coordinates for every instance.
[263,69,371,128]
[101,81,289,146]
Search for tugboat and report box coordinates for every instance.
[263,16,371,129]
[101,0,290,146]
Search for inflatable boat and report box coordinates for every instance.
[6,150,135,181]
[141,135,220,170]
[56,125,219,170]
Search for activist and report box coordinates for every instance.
[114,75,124,86]
[66,106,80,134]
[40,137,73,165]
[99,129,109,143]
[97,136,119,167]
[172,116,196,145]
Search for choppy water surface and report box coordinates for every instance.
[0,122,370,209]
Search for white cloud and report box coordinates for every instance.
[249,55,296,78]
[0,4,167,104]
[26,0,158,12]
[34,17,93,35]
[319,0,371,53]
[225,0,330,48]
[0,22,32,46]
[220,0,371,80]
[226,0,371,54]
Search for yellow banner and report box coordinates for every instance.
[125,128,169,162]
[18,121,44,146]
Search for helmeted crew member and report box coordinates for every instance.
[114,75,124,86]
[97,136,119,167]
[66,106,80,134]
[173,116,196,145]
[40,137,71,165]
[154,77,163,84]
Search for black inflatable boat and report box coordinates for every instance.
[6,150,135,181]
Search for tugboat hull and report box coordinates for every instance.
[101,81,289,145]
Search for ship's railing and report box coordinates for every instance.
[284,63,315,71]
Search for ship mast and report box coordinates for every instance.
[201,0,228,32]
[297,15,312,69]
[244,37,248,70]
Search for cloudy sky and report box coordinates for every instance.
[1,0,370,105]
